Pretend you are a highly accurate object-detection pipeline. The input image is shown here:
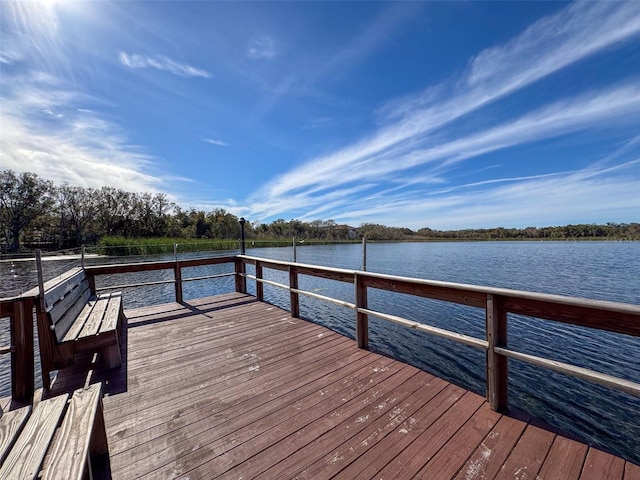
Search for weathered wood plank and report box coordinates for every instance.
[99,293,122,334]
[110,347,375,463]
[258,374,449,480]
[580,448,626,480]
[375,392,485,479]
[60,297,95,343]
[213,365,422,479]
[538,436,589,479]
[106,333,356,455]
[414,402,502,479]
[334,388,476,479]
[45,274,87,313]
[234,369,436,479]
[77,294,109,338]
[41,384,105,480]
[113,356,399,478]
[625,462,640,480]
[0,405,31,465]
[493,423,555,480]
[454,413,529,480]
[0,396,11,413]
[106,332,350,433]
[0,394,68,480]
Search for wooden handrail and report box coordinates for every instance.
[237,254,640,412]
[83,255,238,298]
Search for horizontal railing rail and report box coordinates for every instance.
[84,255,238,304]
[238,254,640,410]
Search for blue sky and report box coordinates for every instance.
[1,1,639,230]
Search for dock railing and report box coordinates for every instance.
[236,254,640,412]
[2,253,639,413]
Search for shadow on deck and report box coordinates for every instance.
[50,292,640,479]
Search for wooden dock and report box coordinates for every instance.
[48,292,640,479]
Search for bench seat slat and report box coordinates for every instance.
[78,294,109,339]
[0,394,68,480]
[41,384,104,480]
[99,292,122,334]
[60,297,96,343]
[42,268,85,309]
[0,405,31,466]
[54,287,92,343]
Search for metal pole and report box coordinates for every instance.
[362,236,367,271]
[81,245,85,269]
[174,243,178,261]
[239,218,246,255]
[293,237,297,262]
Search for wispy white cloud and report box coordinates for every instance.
[118,51,211,78]
[245,2,640,227]
[318,160,640,230]
[0,2,178,194]
[1,74,173,194]
[253,82,640,213]
[203,138,229,147]
[246,35,277,59]
[0,2,69,73]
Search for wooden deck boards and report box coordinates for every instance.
[79,292,638,479]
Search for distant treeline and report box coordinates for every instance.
[1,169,638,253]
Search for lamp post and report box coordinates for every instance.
[239,217,246,254]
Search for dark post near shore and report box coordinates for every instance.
[239,217,246,255]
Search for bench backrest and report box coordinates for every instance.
[40,268,93,342]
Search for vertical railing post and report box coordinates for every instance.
[289,265,299,318]
[293,237,297,262]
[81,245,85,269]
[235,257,247,293]
[86,269,97,295]
[11,297,34,403]
[486,294,508,411]
[361,236,367,271]
[255,260,264,301]
[174,263,183,304]
[35,250,46,311]
[173,243,183,303]
[355,273,368,348]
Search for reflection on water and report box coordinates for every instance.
[1,242,639,463]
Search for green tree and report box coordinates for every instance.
[0,170,55,252]
[57,184,99,247]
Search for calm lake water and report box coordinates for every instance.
[1,241,639,463]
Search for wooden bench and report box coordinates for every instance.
[35,265,123,391]
[0,383,109,479]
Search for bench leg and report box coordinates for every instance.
[40,362,52,391]
[103,342,121,369]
